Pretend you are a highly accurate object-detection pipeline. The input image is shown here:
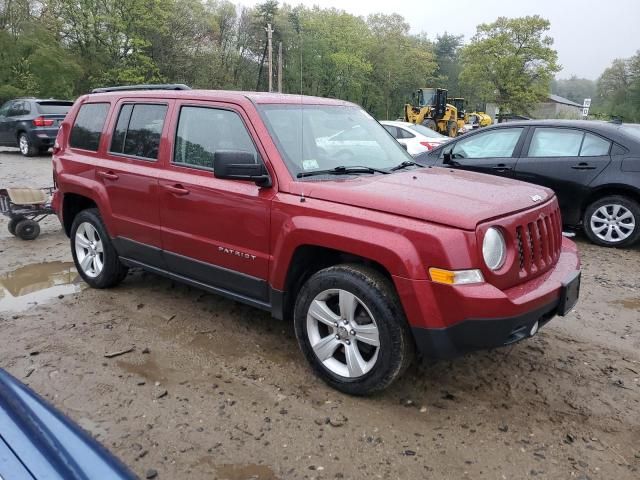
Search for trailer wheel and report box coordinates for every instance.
[15,219,40,240]
[8,216,26,236]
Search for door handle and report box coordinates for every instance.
[571,162,596,170]
[164,184,190,196]
[97,170,119,180]
[491,164,512,171]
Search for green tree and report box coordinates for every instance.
[432,32,463,94]
[552,76,596,105]
[594,52,640,122]
[460,15,560,115]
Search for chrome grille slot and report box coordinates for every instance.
[514,206,562,276]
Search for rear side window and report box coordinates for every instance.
[36,102,73,115]
[69,103,110,151]
[529,128,583,157]
[580,133,611,156]
[173,106,257,170]
[110,104,167,160]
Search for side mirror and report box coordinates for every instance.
[214,150,271,187]
[400,143,408,151]
[443,149,453,164]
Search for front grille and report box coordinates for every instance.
[515,206,562,276]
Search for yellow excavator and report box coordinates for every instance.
[467,111,493,128]
[404,88,459,137]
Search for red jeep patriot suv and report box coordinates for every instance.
[52,85,581,395]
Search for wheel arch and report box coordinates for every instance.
[581,184,640,222]
[61,193,98,236]
[278,244,398,323]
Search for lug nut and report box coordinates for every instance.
[350,330,355,335]
[345,340,351,345]
[335,334,340,340]
[334,322,339,327]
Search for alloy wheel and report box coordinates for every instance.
[306,288,380,378]
[590,204,636,243]
[19,135,29,155]
[75,222,105,278]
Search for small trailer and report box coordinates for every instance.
[0,187,56,240]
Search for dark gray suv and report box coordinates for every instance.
[0,98,73,156]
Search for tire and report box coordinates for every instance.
[447,120,458,138]
[70,208,128,288]
[18,133,38,157]
[583,195,640,248]
[294,264,415,395]
[8,216,26,236]
[15,219,40,240]
[421,118,437,131]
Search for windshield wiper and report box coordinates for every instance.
[389,160,421,172]
[297,165,390,178]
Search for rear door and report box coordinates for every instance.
[438,127,527,177]
[513,127,612,224]
[158,101,273,303]
[97,100,171,265]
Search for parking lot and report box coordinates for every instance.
[0,148,638,479]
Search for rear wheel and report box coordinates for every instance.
[294,264,414,395]
[15,219,40,240]
[70,208,128,288]
[583,195,640,247]
[18,133,38,157]
[8,216,26,236]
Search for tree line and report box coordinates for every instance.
[1,0,638,122]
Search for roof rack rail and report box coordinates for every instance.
[90,84,191,94]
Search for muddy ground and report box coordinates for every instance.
[0,148,639,480]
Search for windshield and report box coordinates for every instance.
[37,102,73,114]
[258,104,413,179]
[408,124,446,139]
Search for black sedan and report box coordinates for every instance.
[0,98,73,156]
[419,120,640,248]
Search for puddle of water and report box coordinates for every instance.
[610,298,640,311]
[215,464,278,480]
[0,261,84,312]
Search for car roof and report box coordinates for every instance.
[85,89,356,107]
[489,119,624,135]
[380,120,416,128]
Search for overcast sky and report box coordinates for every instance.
[238,0,640,79]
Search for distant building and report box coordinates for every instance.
[485,94,583,121]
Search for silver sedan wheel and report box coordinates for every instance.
[590,204,636,243]
[306,289,380,378]
[19,135,29,155]
[75,222,105,278]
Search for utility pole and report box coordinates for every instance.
[278,42,283,93]
[265,23,273,92]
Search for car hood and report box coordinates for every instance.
[291,167,553,230]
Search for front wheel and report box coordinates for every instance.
[294,264,414,395]
[583,196,640,248]
[70,208,128,288]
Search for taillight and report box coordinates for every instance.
[419,141,438,150]
[33,116,54,127]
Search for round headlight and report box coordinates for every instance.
[482,227,506,271]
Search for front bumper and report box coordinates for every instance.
[395,238,581,359]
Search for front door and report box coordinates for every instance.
[159,102,273,303]
[441,127,527,177]
[514,127,612,225]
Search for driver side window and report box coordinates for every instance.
[450,128,524,159]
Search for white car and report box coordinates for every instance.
[380,120,451,156]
